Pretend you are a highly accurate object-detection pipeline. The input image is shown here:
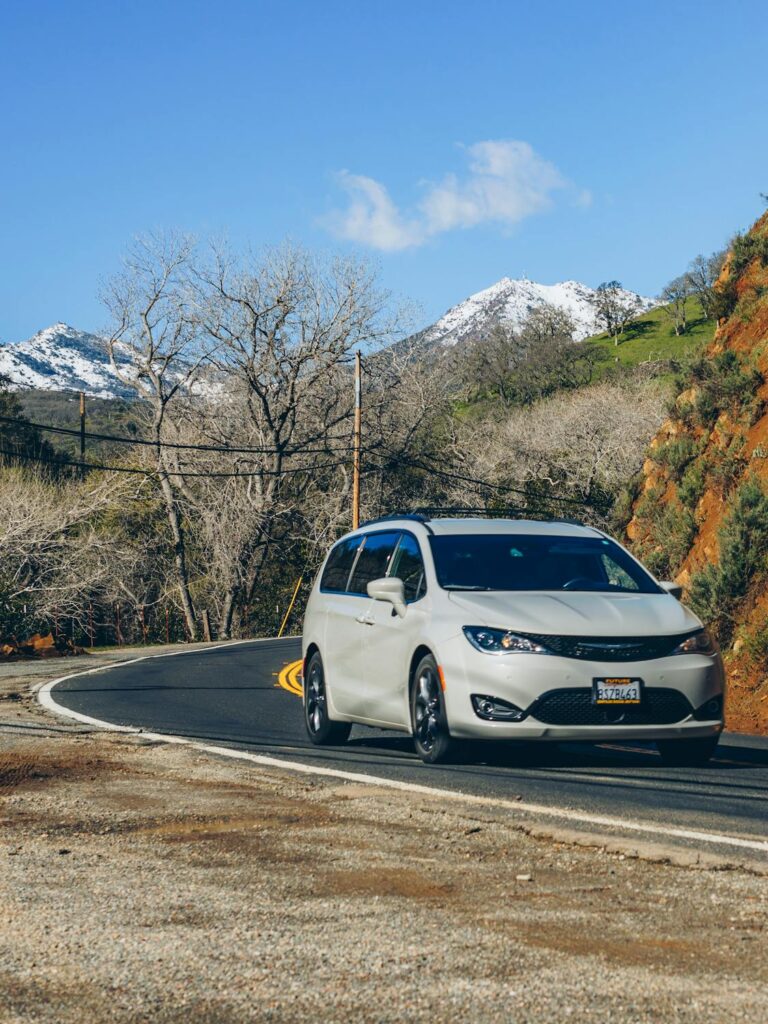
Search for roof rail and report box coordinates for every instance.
[358,512,434,534]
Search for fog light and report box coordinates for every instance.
[693,694,724,720]
[471,694,526,721]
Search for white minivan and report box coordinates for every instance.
[301,515,725,765]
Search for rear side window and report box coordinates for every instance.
[390,533,426,602]
[347,532,401,595]
[320,537,361,592]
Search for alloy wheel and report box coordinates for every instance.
[306,660,326,734]
[414,666,441,752]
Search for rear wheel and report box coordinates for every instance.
[411,654,454,764]
[304,652,351,746]
[656,735,719,766]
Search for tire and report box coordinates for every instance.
[656,735,719,766]
[411,653,454,764]
[303,652,352,746]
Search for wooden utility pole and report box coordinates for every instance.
[352,351,362,529]
[79,391,86,467]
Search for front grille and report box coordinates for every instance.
[518,632,695,662]
[529,687,692,726]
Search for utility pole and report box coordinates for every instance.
[352,351,362,529]
[79,391,86,474]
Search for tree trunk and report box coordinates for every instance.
[218,589,236,640]
[157,469,197,640]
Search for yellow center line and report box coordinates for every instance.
[276,659,303,697]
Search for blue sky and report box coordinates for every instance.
[1,0,767,341]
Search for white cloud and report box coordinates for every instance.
[325,171,423,251]
[326,140,575,251]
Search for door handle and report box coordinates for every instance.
[355,614,374,625]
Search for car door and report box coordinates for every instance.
[318,535,367,718]
[341,530,403,724]
[359,532,428,729]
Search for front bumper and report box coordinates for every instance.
[438,632,726,741]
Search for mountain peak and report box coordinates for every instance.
[423,277,656,347]
[0,322,131,398]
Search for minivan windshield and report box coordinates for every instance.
[429,534,662,594]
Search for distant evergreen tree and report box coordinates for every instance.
[0,375,61,472]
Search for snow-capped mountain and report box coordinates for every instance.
[2,279,657,399]
[0,323,135,398]
[422,278,657,347]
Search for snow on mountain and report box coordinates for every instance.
[0,323,136,398]
[422,278,657,347]
[2,280,657,400]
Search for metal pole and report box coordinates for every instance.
[278,577,303,638]
[352,351,362,529]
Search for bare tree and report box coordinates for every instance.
[519,303,576,345]
[0,467,131,636]
[186,243,401,638]
[457,303,599,408]
[590,281,642,345]
[102,232,213,639]
[445,379,666,522]
[660,274,691,335]
[687,251,726,320]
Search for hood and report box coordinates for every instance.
[446,590,702,637]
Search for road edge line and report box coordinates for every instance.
[37,640,768,873]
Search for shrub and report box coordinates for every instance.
[685,351,763,428]
[708,436,747,494]
[711,276,739,321]
[633,501,694,579]
[688,476,768,640]
[634,483,665,522]
[730,232,768,277]
[653,435,699,480]
[610,472,643,533]
[678,462,706,511]
[743,621,768,667]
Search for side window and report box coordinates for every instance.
[320,537,361,592]
[390,533,426,602]
[347,532,401,595]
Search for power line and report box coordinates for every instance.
[0,413,356,455]
[0,446,354,479]
[0,421,605,510]
[366,445,604,510]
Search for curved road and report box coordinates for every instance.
[47,637,768,864]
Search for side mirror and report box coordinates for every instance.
[660,581,683,600]
[367,576,407,617]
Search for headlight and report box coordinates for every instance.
[672,629,717,655]
[463,626,552,654]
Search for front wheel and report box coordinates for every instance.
[411,654,454,764]
[304,653,351,746]
[656,735,719,766]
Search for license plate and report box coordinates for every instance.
[593,677,642,704]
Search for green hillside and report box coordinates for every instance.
[585,296,715,378]
[17,390,148,461]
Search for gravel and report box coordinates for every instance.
[0,650,766,1023]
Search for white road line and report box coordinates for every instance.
[38,642,768,858]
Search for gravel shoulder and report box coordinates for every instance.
[1,648,767,1023]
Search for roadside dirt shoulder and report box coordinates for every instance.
[1,654,766,1023]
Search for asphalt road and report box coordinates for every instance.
[50,637,768,863]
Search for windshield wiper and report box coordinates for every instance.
[443,584,494,591]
